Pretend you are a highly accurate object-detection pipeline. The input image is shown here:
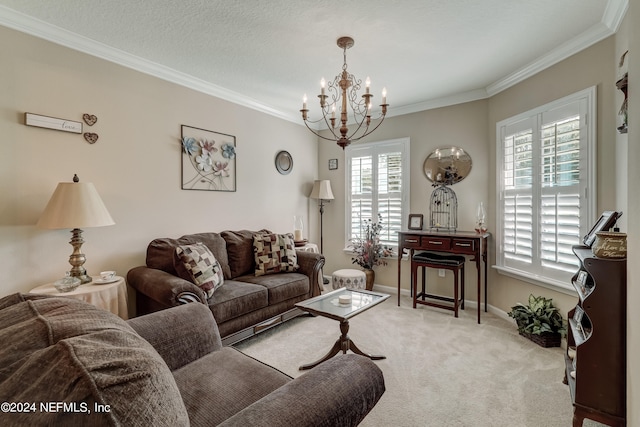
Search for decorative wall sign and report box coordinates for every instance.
[25,113,82,134]
[181,125,236,191]
[82,114,98,126]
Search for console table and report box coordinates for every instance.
[397,230,490,323]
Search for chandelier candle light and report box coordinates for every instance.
[300,36,388,149]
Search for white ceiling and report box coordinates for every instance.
[0,1,628,125]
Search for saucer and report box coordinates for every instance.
[93,276,119,284]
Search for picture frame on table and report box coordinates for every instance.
[408,214,423,230]
[583,211,622,247]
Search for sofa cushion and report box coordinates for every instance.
[147,232,231,279]
[208,281,269,324]
[0,293,189,427]
[222,229,270,278]
[253,233,299,276]
[174,242,224,299]
[235,273,309,305]
[173,347,291,426]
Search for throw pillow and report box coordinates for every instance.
[253,233,299,276]
[174,243,224,299]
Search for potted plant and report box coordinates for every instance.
[350,214,394,290]
[507,294,566,348]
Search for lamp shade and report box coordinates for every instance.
[37,180,115,229]
[309,180,334,200]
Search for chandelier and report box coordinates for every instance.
[300,36,388,149]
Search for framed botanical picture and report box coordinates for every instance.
[328,158,338,170]
[181,125,236,191]
[408,214,423,230]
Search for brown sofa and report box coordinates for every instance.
[0,293,385,426]
[127,230,325,345]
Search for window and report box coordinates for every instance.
[346,138,410,248]
[496,87,596,291]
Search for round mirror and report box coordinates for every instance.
[423,146,472,185]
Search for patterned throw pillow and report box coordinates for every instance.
[174,242,224,299]
[253,233,299,276]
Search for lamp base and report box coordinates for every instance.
[68,228,93,284]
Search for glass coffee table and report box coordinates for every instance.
[295,287,390,370]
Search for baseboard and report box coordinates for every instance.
[372,283,512,322]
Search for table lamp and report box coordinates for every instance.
[37,174,115,283]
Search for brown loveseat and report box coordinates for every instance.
[0,293,385,426]
[127,230,324,344]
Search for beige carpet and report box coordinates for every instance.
[235,292,602,427]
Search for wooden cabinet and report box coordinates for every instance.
[566,245,626,427]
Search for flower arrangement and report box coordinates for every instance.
[350,214,394,270]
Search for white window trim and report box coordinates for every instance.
[495,86,596,294]
[343,137,411,251]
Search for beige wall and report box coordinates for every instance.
[0,26,319,297]
[316,100,489,298]
[623,2,638,424]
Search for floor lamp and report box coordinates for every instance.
[309,180,334,284]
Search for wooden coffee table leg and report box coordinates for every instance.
[299,319,385,370]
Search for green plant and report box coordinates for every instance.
[507,294,566,336]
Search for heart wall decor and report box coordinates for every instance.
[83,132,98,144]
[82,114,97,126]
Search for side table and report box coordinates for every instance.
[29,276,128,319]
[297,242,319,253]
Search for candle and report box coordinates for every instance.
[331,105,336,118]
[320,78,326,96]
[365,76,371,94]
[382,87,387,104]
[302,94,307,110]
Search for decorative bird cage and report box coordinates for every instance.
[429,185,458,230]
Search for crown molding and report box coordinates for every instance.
[487,0,628,96]
[0,5,299,125]
[0,1,628,122]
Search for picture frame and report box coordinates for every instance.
[573,305,584,324]
[576,271,588,287]
[328,158,338,170]
[408,214,423,230]
[181,125,236,191]
[582,211,622,247]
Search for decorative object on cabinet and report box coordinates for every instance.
[24,112,83,134]
[429,184,457,230]
[591,231,626,258]
[36,174,115,284]
[275,150,293,175]
[582,211,622,247]
[475,202,487,233]
[82,113,98,126]
[299,36,388,149]
[181,125,236,191]
[328,158,338,170]
[423,146,472,185]
[565,245,626,427]
[507,294,565,348]
[408,214,423,230]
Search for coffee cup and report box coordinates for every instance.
[100,271,116,281]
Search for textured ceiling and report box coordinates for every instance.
[0,1,627,124]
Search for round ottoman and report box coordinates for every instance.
[332,269,366,290]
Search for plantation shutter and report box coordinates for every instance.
[497,88,593,288]
[346,138,409,247]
